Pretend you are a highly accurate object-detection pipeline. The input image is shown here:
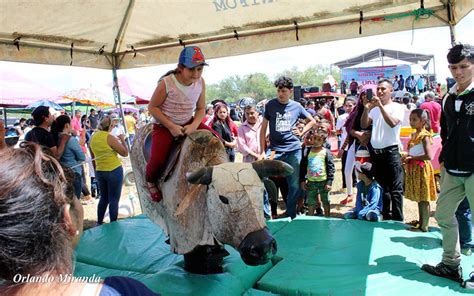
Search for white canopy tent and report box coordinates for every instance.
[0,0,471,70]
[334,48,435,69]
[334,48,437,77]
[0,0,472,124]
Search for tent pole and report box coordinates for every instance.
[112,63,130,151]
[378,49,383,67]
[447,0,456,46]
[3,107,7,124]
[111,0,134,150]
[449,24,456,46]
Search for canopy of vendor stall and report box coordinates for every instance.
[333,48,435,69]
[0,70,60,107]
[0,0,471,70]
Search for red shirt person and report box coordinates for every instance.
[420,91,441,133]
[349,79,358,95]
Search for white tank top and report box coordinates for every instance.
[160,74,202,125]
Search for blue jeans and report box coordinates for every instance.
[73,171,83,199]
[263,189,271,219]
[344,209,381,222]
[456,197,473,249]
[96,166,123,224]
[273,149,302,219]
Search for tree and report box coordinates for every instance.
[206,84,219,103]
[275,65,340,89]
[205,64,342,104]
[217,75,243,102]
[239,73,274,101]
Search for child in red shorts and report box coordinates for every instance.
[146,46,217,202]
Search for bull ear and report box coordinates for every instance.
[251,160,294,179]
[186,167,213,185]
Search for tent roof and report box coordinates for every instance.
[0,70,60,106]
[0,0,471,70]
[333,48,434,68]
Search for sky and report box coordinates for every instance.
[0,11,473,101]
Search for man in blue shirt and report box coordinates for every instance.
[259,76,317,219]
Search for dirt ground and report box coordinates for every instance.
[82,155,438,230]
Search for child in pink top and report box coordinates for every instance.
[146,46,217,202]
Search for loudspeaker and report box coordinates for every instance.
[294,86,302,99]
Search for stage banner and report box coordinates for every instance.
[342,65,411,85]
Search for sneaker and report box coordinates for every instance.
[421,262,463,283]
[462,248,472,256]
[409,225,428,232]
[406,220,420,227]
[315,208,324,216]
[461,272,474,289]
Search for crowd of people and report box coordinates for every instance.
[4,105,151,223]
[0,121,160,295]
[0,42,472,293]
[143,44,473,285]
[341,74,441,97]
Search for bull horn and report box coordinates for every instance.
[186,167,213,185]
[251,160,294,179]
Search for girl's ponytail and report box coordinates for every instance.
[158,69,177,84]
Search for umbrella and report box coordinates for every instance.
[26,100,64,111]
[113,104,138,113]
[131,95,149,105]
[62,87,115,107]
[0,71,62,107]
[121,94,149,105]
[106,77,152,105]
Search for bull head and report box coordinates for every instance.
[186,160,293,266]
[186,160,293,184]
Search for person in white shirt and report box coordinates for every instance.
[110,113,126,138]
[361,78,405,221]
[336,97,357,199]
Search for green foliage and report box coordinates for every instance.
[276,65,341,87]
[206,65,341,103]
[239,73,275,101]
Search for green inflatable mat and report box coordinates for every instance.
[265,217,291,235]
[74,215,273,295]
[74,215,474,295]
[256,216,474,295]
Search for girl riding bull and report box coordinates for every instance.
[146,46,218,202]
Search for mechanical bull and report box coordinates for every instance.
[130,124,293,274]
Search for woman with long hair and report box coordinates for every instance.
[51,115,86,202]
[89,116,128,225]
[339,85,376,205]
[212,102,237,162]
[0,119,159,295]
